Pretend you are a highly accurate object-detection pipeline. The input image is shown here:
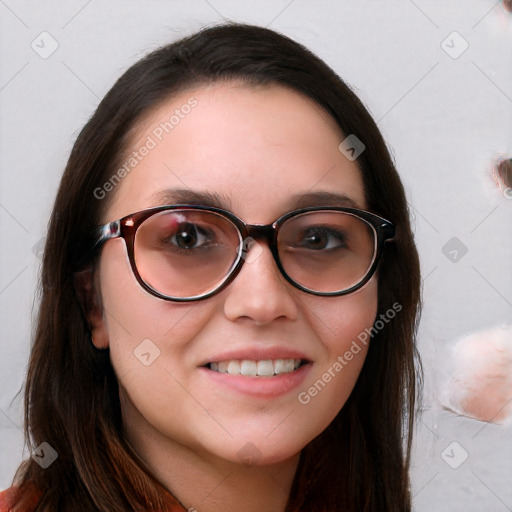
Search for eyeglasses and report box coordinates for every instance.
[93,205,395,302]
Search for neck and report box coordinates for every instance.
[121,396,300,512]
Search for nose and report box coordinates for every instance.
[222,242,298,325]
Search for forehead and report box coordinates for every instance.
[106,82,366,223]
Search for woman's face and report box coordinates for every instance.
[92,82,378,467]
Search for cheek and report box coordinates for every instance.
[304,276,378,353]
[96,240,214,378]
[96,240,225,447]
[296,277,378,419]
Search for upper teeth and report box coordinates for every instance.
[210,359,302,376]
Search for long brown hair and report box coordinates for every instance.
[13,23,421,511]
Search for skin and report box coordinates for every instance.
[88,82,378,512]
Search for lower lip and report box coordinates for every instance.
[198,363,312,398]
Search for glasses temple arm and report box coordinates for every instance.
[380,221,396,241]
[92,220,121,249]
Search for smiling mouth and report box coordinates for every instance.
[204,358,309,377]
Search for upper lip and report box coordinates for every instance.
[200,346,312,366]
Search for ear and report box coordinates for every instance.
[74,267,109,349]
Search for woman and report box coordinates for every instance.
[1,23,421,511]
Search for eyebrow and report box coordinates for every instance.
[287,191,361,209]
[150,189,232,209]
[149,189,361,211]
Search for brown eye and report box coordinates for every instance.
[299,227,348,251]
[174,223,200,249]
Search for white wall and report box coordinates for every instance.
[1,1,511,510]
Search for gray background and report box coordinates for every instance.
[1,1,511,510]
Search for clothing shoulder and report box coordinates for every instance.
[0,485,41,512]
[1,484,189,511]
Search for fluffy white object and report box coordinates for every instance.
[441,325,512,424]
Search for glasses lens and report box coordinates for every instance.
[278,211,376,293]
[134,209,241,298]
